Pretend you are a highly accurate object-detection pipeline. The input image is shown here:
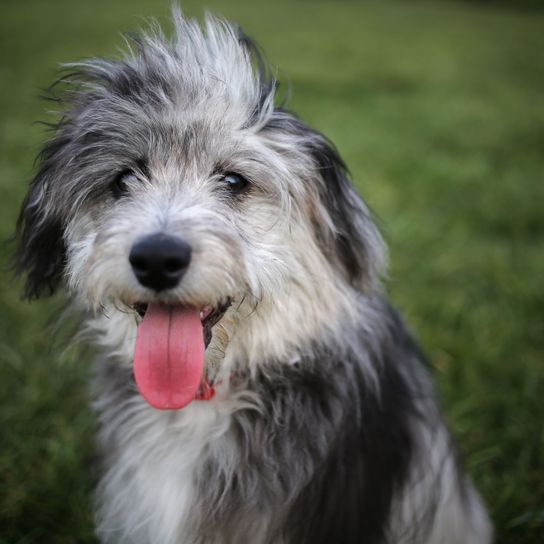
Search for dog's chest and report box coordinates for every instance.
[96,394,275,544]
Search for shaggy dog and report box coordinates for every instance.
[15,11,492,544]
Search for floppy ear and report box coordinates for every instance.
[307,132,387,292]
[264,111,386,292]
[14,141,67,299]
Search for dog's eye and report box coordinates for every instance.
[222,173,249,194]
[111,169,138,199]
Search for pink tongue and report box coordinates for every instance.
[134,304,205,410]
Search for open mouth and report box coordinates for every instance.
[133,299,231,348]
[131,299,231,411]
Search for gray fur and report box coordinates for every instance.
[15,10,493,544]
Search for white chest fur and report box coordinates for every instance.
[95,396,244,544]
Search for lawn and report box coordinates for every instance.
[0,0,543,542]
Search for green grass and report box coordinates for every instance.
[1,0,543,542]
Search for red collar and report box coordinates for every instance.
[194,379,216,401]
[194,370,240,401]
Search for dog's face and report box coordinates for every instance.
[15,14,385,407]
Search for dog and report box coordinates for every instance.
[14,10,493,544]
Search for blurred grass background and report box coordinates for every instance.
[1,0,543,542]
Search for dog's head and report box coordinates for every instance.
[15,11,386,408]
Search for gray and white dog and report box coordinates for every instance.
[15,11,493,544]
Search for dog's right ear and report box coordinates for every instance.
[14,141,66,299]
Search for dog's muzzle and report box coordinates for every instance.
[129,233,191,291]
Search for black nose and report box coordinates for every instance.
[129,233,192,292]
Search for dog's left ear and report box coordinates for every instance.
[14,143,66,299]
[308,133,387,292]
[264,111,386,292]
